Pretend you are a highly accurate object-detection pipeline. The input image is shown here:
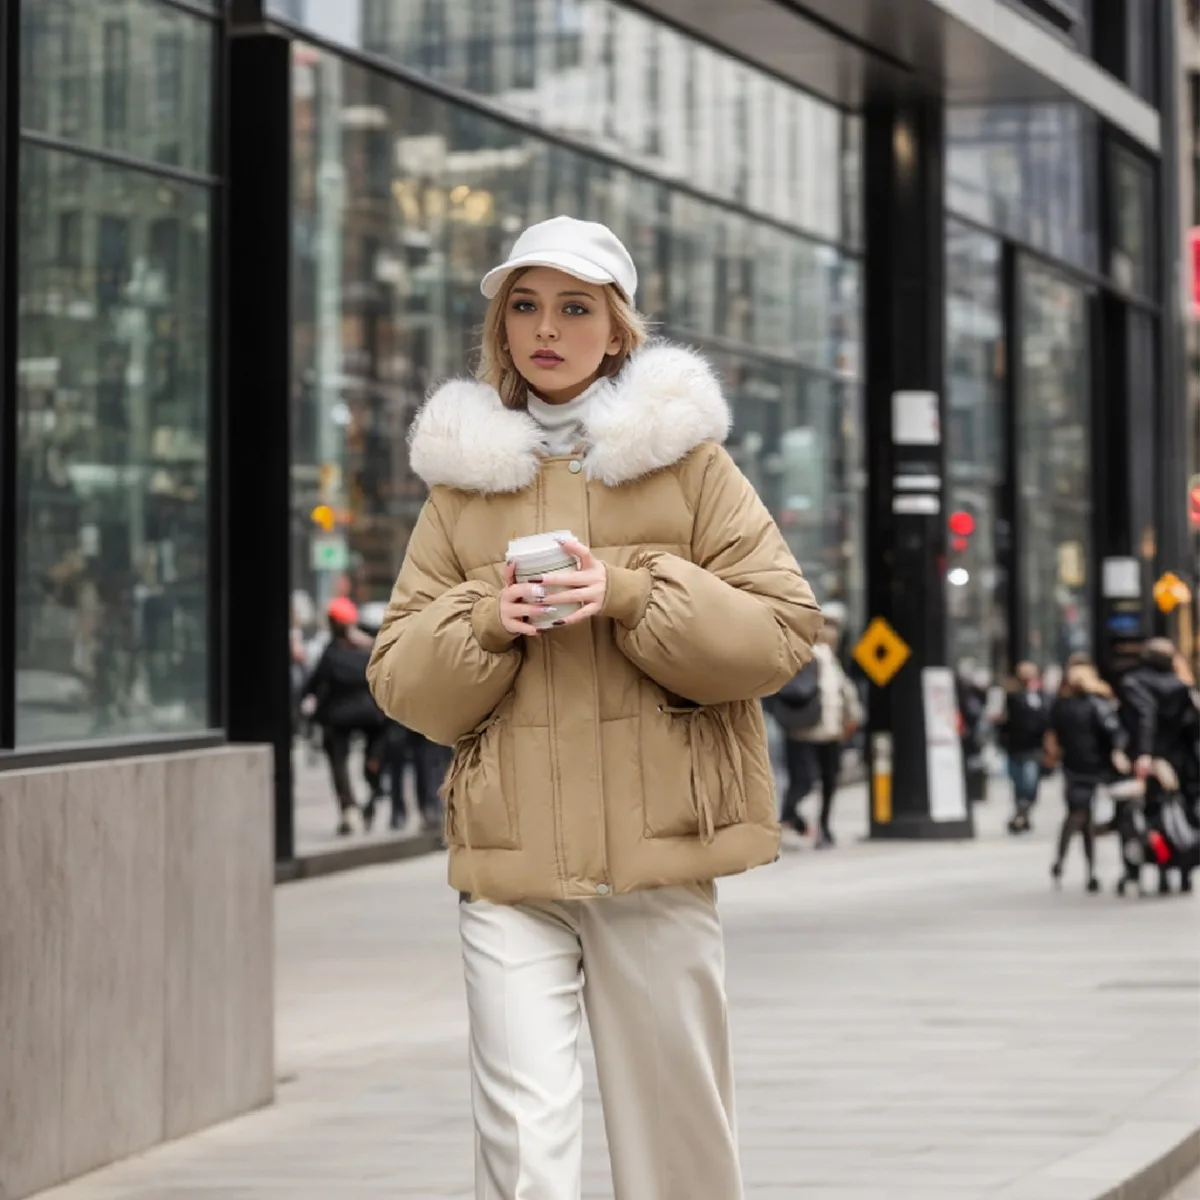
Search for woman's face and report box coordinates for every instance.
[503,267,622,404]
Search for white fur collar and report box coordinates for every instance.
[408,344,730,493]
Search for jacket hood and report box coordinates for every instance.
[407,343,731,494]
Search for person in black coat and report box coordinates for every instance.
[999,661,1051,834]
[302,598,389,836]
[1045,663,1129,893]
[1120,639,1200,893]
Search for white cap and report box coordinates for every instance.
[481,216,637,301]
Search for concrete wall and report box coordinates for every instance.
[0,745,275,1199]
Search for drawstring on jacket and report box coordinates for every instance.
[661,704,747,844]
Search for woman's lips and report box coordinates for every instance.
[531,351,564,366]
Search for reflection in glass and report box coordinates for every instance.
[20,0,215,174]
[1110,147,1154,297]
[271,0,844,241]
[16,146,211,744]
[288,45,862,643]
[1017,261,1092,669]
[945,223,1008,678]
[946,103,1097,270]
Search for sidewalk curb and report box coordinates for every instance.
[1097,1125,1200,1200]
[275,831,442,884]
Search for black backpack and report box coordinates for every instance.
[768,659,823,735]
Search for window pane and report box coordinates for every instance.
[20,0,214,173]
[946,103,1098,271]
[287,44,864,675]
[945,222,1008,679]
[16,145,211,744]
[1016,261,1092,668]
[1110,146,1155,297]
[270,0,848,242]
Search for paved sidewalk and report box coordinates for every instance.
[38,785,1200,1200]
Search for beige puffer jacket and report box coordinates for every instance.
[368,345,823,903]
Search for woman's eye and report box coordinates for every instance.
[564,303,589,316]
[511,300,536,313]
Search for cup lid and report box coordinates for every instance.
[507,530,576,560]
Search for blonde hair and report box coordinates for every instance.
[477,269,649,410]
[1066,663,1113,699]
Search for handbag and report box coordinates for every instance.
[767,659,822,735]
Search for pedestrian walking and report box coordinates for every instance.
[1045,662,1129,894]
[301,597,389,836]
[784,616,862,848]
[368,215,822,1200]
[999,661,1050,834]
[1119,638,1200,894]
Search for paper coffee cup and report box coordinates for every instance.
[507,531,581,629]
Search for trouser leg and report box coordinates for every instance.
[459,898,584,1200]
[782,739,812,829]
[323,727,355,811]
[816,742,840,837]
[580,885,743,1200]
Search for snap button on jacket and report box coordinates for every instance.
[368,345,823,904]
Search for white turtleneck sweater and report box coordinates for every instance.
[526,379,604,456]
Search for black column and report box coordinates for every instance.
[227,32,295,862]
[863,99,973,841]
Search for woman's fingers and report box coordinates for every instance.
[556,537,594,568]
[558,600,603,626]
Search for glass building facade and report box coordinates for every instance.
[11,0,218,747]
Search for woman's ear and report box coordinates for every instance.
[607,332,622,356]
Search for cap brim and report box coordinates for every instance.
[481,250,617,298]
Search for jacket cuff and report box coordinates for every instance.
[471,594,519,653]
[602,565,653,628]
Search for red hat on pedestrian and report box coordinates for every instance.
[327,597,359,627]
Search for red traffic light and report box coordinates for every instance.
[948,511,975,537]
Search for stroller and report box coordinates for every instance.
[1111,762,1199,896]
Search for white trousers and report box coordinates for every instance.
[459,883,743,1200]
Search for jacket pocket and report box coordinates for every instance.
[640,687,747,842]
[443,704,520,851]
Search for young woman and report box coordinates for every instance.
[1045,662,1128,893]
[368,216,823,1199]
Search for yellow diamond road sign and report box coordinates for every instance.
[853,617,911,688]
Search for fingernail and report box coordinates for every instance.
[528,576,543,584]
[553,620,566,627]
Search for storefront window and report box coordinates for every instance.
[945,223,1008,678]
[288,44,862,635]
[946,103,1098,270]
[15,146,212,744]
[20,0,215,175]
[1016,261,1092,668]
[271,0,844,242]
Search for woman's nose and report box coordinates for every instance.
[536,315,559,340]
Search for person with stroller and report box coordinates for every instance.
[1119,639,1200,895]
[999,661,1050,834]
[1044,661,1129,893]
[300,597,389,836]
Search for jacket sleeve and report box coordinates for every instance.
[600,443,823,705]
[367,491,522,746]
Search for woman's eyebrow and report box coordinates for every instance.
[510,286,598,299]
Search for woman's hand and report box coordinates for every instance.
[499,562,550,637]
[531,538,608,627]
